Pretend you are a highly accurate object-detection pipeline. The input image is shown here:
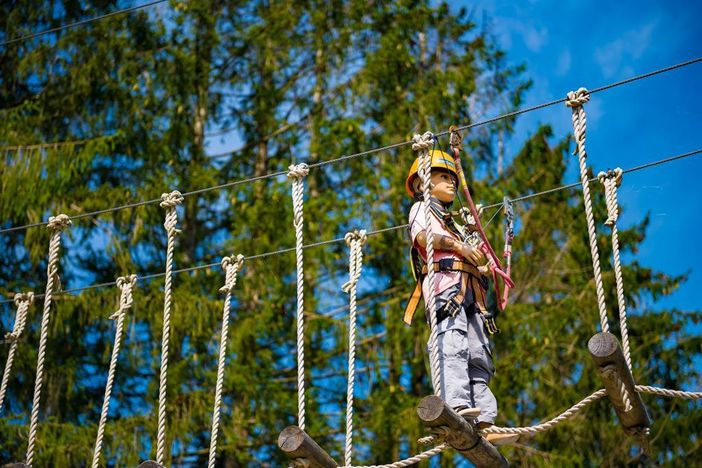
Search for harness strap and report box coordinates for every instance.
[403,282,423,325]
[404,259,489,326]
[421,259,482,276]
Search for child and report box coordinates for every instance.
[403,149,517,446]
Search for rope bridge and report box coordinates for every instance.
[2,61,702,467]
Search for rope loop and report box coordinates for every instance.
[219,254,245,294]
[287,163,310,180]
[47,213,72,231]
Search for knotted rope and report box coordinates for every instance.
[482,388,608,435]
[157,190,183,465]
[412,131,442,394]
[598,168,633,370]
[603,365,633,412]
[26,214,71,466]
[636,385,702,400]
[338,443,448,468]
[566,88,610,334]
[288,163,309,431]
[0,292,34,413]
[342,229,367,467]
[91,275,137,468]
[208,254,244,468]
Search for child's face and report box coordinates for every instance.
[430,171,457,203]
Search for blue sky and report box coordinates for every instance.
[460,0,702,313]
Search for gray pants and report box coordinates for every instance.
[437,328,497,424]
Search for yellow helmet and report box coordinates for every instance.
[405,149,458,197]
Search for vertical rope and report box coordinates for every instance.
[0,292,34,413]
[566,88,610,334]
[207,254,244,468]
[156,190,183,465]
[412,132,442,394]
[26,214,71,466]
[288,163,309,431]
[91,275,137,468]
[342,229,367,467]
[603,366,633,412]
[598,168,633,371]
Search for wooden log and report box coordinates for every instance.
[417,395,508,468]
[588,332,651,434]
[278,425,338,468]
[3,464,29,467]
[137,461,166,468]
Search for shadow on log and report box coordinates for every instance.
[417,395,508,468]
[278,425,337,468]
[588,332,651,435]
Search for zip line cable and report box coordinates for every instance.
[1,147,699,306]
[0,0,169,48]
[0,55,700,236]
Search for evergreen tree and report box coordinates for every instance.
[1,1,699,466]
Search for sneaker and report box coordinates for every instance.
[455,406,482,419]
[485,433,520,446]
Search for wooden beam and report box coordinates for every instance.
[417,395,508,468]
[588,332,651,435]
[137,461,166,468]
[278,425,338,468]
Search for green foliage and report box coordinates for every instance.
[1,1,700,467]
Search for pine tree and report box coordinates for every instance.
[1,1,700,466]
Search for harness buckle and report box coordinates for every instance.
[438,258,454,271]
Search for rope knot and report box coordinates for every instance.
[342,229,367,293]
[287,163,309,180]
[13,292,35,308]
[344,229,368,247]
[598,168,623,226]
[565,87,590,108]
[411,131,435,152]
[47,214,72,231]
[219,254,244,293]
[6,292,34,342]
[160,190,184,234]
[159,190,184,209]
[110,274,137,320]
